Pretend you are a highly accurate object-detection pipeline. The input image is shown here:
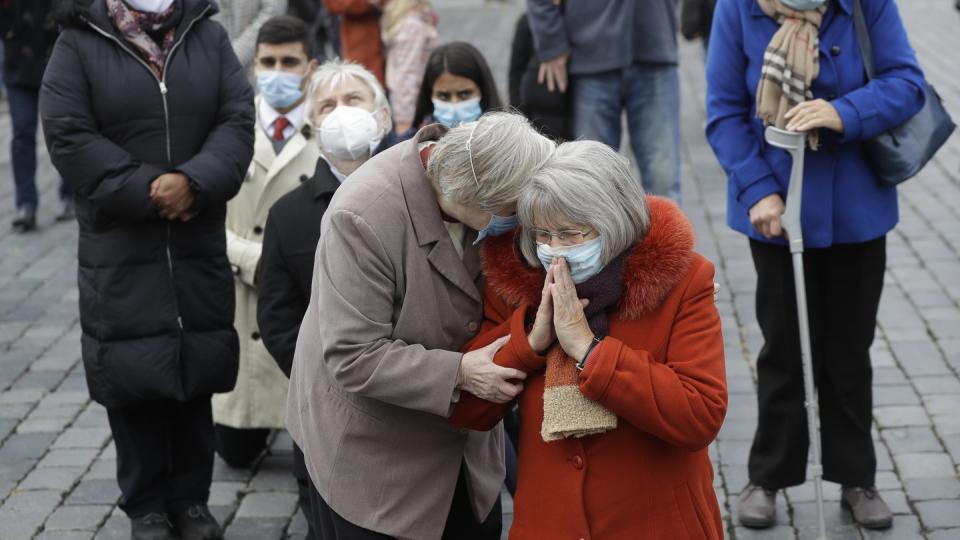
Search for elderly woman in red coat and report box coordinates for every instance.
[451,140,728,539]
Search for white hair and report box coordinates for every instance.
[304,58,393,135]
[517,140,651,267]
[427,111,555,213]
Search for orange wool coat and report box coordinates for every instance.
[325,0,386,84]
[450,197,728,540]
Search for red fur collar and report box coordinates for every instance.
[480,196,695,320]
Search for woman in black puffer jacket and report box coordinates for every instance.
[40,0,254,538]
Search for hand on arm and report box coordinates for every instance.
[457,336,526,404]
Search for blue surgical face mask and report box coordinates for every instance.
[432,97,482,128]
[536,236,604,284]
[474,213,518,244]
[781,0,828,10]
[257,70,305,110]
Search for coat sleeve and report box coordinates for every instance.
[449,292,548,432]
[705,0,782,213]
[314,208,464,417]
[40,31,166,222]
[508,15,532,108]
[526,0,570,62]
[831,0,925,143]
[226,229,262,287]
[176,25,255,211]
[385,19,437,128]
[229,0,288,67]
[257,210,306,378]
[578,259,728,452]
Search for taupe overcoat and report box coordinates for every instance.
[286,126,504,540]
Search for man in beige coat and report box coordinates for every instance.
[214,16,320,466]
[287,112,555,540]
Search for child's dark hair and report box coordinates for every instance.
[411,42,503,127]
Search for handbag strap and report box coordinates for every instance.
[852,0,876,80]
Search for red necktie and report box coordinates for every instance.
[272,116,290,142]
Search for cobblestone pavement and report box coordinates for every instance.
[0,1,958,538]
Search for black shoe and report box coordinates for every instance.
[56,199,75,222]
[131,512,178,540]
[11,207,36,232]
[172,504,223,540]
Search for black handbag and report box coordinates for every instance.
[852,0,956,186]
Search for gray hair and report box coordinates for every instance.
[304,58,393,134]
[427,111,555,213]
[517,140,651,267]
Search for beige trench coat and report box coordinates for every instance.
[286,127,504,540]
[213,102,321,429]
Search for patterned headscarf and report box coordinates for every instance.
[106,0,181,79]
[756,0,829,149]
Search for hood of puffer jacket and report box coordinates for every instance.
[480,195,696,320]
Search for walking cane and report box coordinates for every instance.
[764,126,828,540]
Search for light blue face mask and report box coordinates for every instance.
[473,213,518,244]
[256,70,305,110]
[536,236,604,284]
[781,0,828,10]
[432,97,482,128]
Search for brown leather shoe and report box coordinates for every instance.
[841,486,892,529]
[737,483,778,528]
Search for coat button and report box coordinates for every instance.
[830,45,841,56]
[253,226,263,235]
[251,331,260,340]
[299,174,309,183]
[467,321,479,332]
[571,455,583,469]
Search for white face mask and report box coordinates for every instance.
[317,105,383,161]
[124,0,175,13]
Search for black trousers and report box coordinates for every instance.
[293,444,318,540]
[213,423,270,467]
[747,237,885,490]
[106,396,215,518]
[308,467,502,540]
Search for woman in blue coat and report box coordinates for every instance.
[706,0,925,530]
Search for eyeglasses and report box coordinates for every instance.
[529,227,593,246]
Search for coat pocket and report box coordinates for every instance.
[673,481,712,540]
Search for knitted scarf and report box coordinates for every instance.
[541,251,627,442]
[756,0,829,149]
[107,0,181,79]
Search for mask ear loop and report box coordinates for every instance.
[465,120,481,189]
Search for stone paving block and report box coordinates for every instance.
[83,459,116,481]
[922,394,960,416]
[234,491,298,519]
[39,390,90,407]
[17,415,72,433]
[248,455,298,492]
[65,479,121,506]
[0,489,62,540]
[38,448,99,469]
[931,414,960,436]
[881,426,944,454]
[44,504,112,531]
[35,531,93,540]
[269,430,294,455]
[0,403,31,420]
[791,500,861,540]
[872,367,909,386]
[72,404,108,428]
[212,456,251,482]
[873,406,931,428]
[942,434,960,465]
[13,370,68,392]
[731,526,796,539]
[19,466,84,493]
[861,515,922,540]
[0,388,45,405]
[208,481,244,507]
[29,402,83,419]
[927,528,960,540]
[915,499,960,530]
[876,471,902,491]
[894,452,956,479]
[879,490,911,515]
[223,516,288,540]
[872,385,921,406]
[0,417,15,441]
[54,427,111,449]
[911,376,960,395]
[91,515,126,540]
[903,477,960,501]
